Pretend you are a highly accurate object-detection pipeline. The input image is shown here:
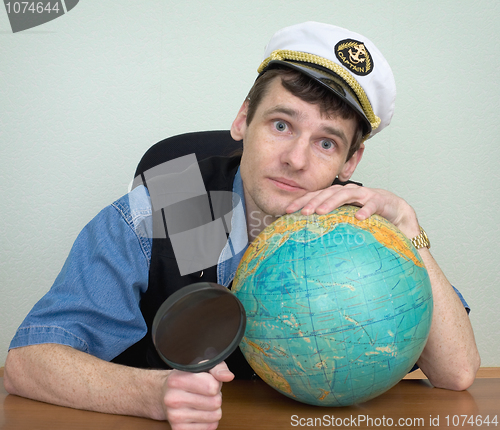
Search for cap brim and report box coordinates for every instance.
[261,60,372,136]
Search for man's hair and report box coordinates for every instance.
[244,67,365,160]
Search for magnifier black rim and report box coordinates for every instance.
[152,282,246,373]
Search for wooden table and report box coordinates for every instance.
[1,371,498,429]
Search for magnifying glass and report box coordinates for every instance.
[152,282,247,373]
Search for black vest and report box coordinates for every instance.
[112,155,256,378]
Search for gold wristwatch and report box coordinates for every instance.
[411,227,430,249]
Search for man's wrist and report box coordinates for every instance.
[393,204,421,240]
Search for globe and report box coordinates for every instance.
[233,205,433,407]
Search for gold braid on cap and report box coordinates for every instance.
[258,50,381,134]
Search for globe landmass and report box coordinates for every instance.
[233,205,433,406]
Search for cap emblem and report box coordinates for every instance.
[335,39,373,76]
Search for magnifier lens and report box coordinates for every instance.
[152,282,246,372]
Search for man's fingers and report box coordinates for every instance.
[163,370,226,429]
[167,370,222,397]
[165,401,222,430]
[164,388,222,413]
[286,185,365,215]
[285,191,320,214]
[209,361,235,383]
[169,422,220,430]
[162,364,235,430]
[353,200,377,220]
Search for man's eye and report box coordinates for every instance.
[320,140,334,150]
[274,121,287,132]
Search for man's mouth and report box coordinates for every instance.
[269,177,305,192]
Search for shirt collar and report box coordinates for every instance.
[217,167,249,287]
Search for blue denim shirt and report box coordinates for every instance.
[9,169,469,361]
[9,170,248,361]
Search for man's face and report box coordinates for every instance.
[231,76,363,218]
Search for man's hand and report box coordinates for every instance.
[162,361,234,430]
[286,184,420,238]
[4,346,235,427]
[286,183,480,390]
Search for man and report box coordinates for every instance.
[4,22,479,430]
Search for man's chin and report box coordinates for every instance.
[259,200,290,217]
[250,188,301,217]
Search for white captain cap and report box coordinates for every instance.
[258,21,396,139]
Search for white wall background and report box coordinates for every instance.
[1,1,499,367]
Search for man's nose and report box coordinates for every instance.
[280,137,310,170]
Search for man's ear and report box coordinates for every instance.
[338,143,365,182]
[230,101,249,141]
